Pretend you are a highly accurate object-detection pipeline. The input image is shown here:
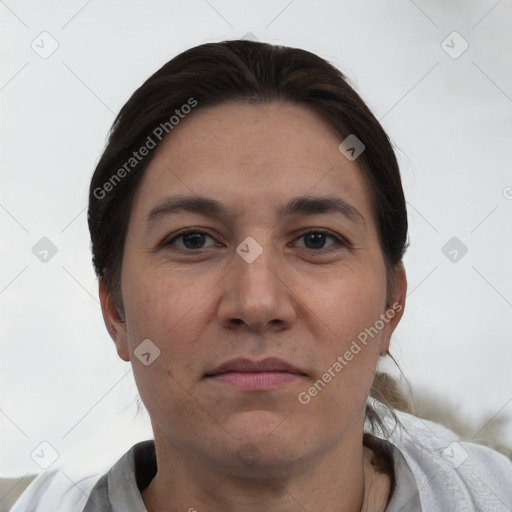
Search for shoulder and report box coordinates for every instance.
[10,441,152,512]
[9,467,103,512]
[370,402,512,510]
[0,475,36,512]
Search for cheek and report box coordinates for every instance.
[320,263,387,339]
[121,267,215,372]
[308,266,387,398]
[121,271,207,419]
[124,261,198,332]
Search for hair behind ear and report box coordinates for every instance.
[366,366,413,437]
[371,371,412,413]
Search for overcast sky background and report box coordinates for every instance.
[1,0,511,478]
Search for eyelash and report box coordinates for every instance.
[162,228,349,253]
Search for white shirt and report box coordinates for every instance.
[11,404,512,511]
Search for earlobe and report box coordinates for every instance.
[98,279,130,362]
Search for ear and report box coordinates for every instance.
[99,279,130,362]
[379,262,407,355]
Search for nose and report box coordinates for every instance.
[216,237,298,333]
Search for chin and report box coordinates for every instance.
[221,412,306,471]
[228,442,300,478]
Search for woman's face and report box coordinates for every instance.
[101,101,406,474]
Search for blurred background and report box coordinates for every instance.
[1,0,511,507]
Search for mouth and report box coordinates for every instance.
[204,357,307,390]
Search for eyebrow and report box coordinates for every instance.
[146,194,366,228]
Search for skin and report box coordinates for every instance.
[99,101,407,512]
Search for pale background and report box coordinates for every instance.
[1,0,511,482]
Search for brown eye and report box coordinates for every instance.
[164,230,219,251]
[293,230,347,251]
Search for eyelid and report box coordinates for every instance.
[292,227,348,243]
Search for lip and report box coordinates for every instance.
[205,357,307,390]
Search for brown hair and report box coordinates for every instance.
[88,39,410,429]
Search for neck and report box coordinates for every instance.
[141,424,389,512]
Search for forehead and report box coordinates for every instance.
[129,101,375,227]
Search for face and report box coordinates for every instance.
[100,101,406,475]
